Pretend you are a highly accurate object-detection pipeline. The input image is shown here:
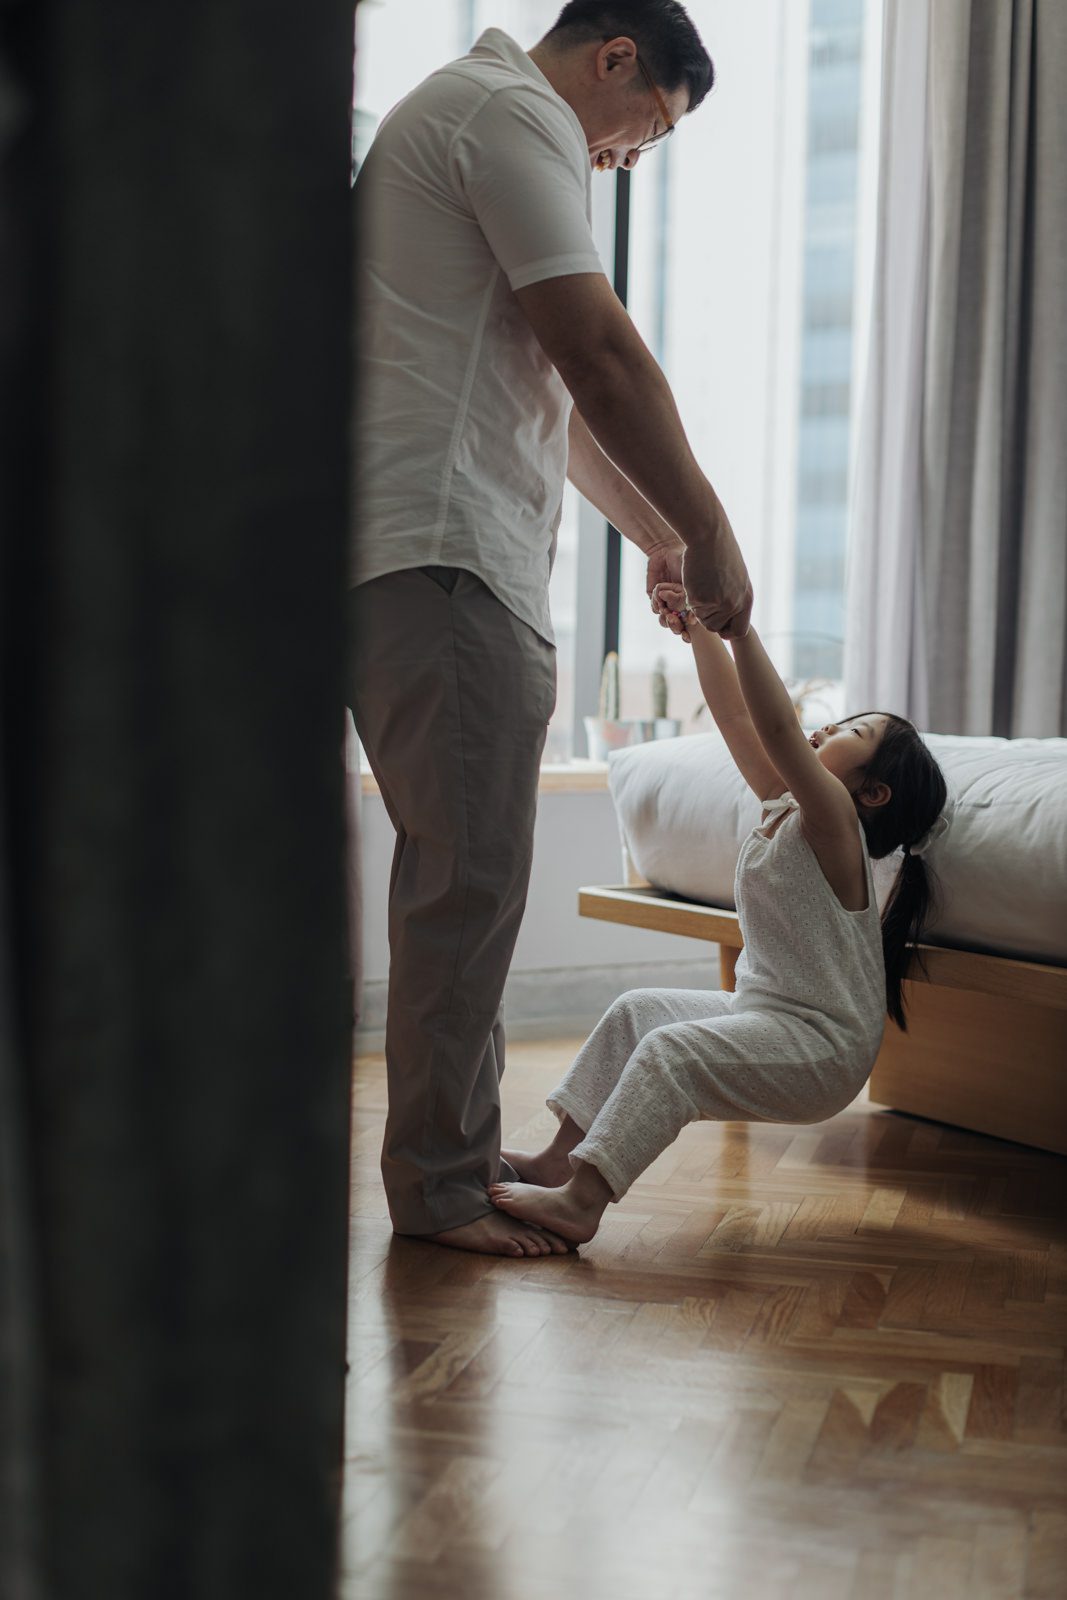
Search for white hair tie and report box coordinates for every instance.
[907,807,952,858]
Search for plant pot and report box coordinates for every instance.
[583,717,656,760]
[652,718,682,740]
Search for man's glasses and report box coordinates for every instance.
[633,55,675,153]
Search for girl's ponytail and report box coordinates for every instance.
[852,713,949,1030]
[881,850,937,1030]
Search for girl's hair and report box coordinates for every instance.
[850,713,948,1031]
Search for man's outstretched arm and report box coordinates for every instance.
[566,408,688,619]
[517,271,752,637]
[566,406,681,555]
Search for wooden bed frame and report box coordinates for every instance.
[579,883,1067,1158]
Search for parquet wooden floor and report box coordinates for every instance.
[341,1039,1067,1600]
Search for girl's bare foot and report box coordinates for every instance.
[425,1212,570,1257]
[488,1177,609,1247]
[500,1145,574,1187]
[501,1115,585,1188]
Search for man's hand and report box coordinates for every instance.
[646,541,692,638]
[645,539,683,597]
[682,532,753,639]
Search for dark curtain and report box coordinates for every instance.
[1,3,355,1597]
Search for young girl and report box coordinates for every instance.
[490,589,949,1246]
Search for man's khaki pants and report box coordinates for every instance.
[346,567,556,1235]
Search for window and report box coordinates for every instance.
[801,380,853,416]
[620,0,883,721]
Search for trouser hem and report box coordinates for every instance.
[391,1201,494,1239]
[386,1155,521,1238]
[546,1089,594,1133]
[568,1139,630,1203]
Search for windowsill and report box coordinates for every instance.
[358,760,609,798]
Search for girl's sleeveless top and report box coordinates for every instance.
[732,795,887,1056]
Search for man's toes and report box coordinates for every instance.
[530,1225,568,1256]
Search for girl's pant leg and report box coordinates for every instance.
[571,1009,868,1202]
[547,987,734,1137]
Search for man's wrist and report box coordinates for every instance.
[679,516,728,552]
[625,519,681,559]
[642,533,684,558]
[673,489,731,551]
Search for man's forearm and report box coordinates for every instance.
[560,336,732,553]
[566,408,681,555]
[515,270,751,632]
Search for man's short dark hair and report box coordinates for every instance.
[545,1,714,114]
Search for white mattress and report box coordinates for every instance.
[608,732,1067,967]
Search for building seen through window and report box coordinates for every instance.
[623,0,881,726]
[794,0,870,681]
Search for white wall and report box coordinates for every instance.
[357,786,717,1046]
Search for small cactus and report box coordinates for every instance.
[651,657,669,720]
[598,651,621,720]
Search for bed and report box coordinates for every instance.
[579,732,1067,1157]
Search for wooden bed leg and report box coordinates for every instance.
[719,945,739,993]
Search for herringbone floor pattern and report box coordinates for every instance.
[342,1039,1067,1600]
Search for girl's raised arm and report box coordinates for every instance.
[655,584,781,802]
[730,628,854,836]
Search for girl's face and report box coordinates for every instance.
[809,713,889,791]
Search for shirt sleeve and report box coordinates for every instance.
[450,87,606,291]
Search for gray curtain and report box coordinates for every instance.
[2,4,355,1597]
[846,0,1067,736]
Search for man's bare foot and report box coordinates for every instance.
[500,1145,574,1187]
[424,1210,570,1258]
[488,1180,607,1247]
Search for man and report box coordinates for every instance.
[350,1,752,1257]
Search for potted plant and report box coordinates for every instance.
[583,652,635,760]
[583,653,681,760]
[651,656,682,740]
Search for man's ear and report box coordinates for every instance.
[596,36,638,79]
[859,779,892,811]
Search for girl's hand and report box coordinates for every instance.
[651,581,693,642]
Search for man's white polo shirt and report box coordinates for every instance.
[353,28,605,644]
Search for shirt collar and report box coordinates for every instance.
[469,28,587,147]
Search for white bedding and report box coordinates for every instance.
[608,732,1067,966]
